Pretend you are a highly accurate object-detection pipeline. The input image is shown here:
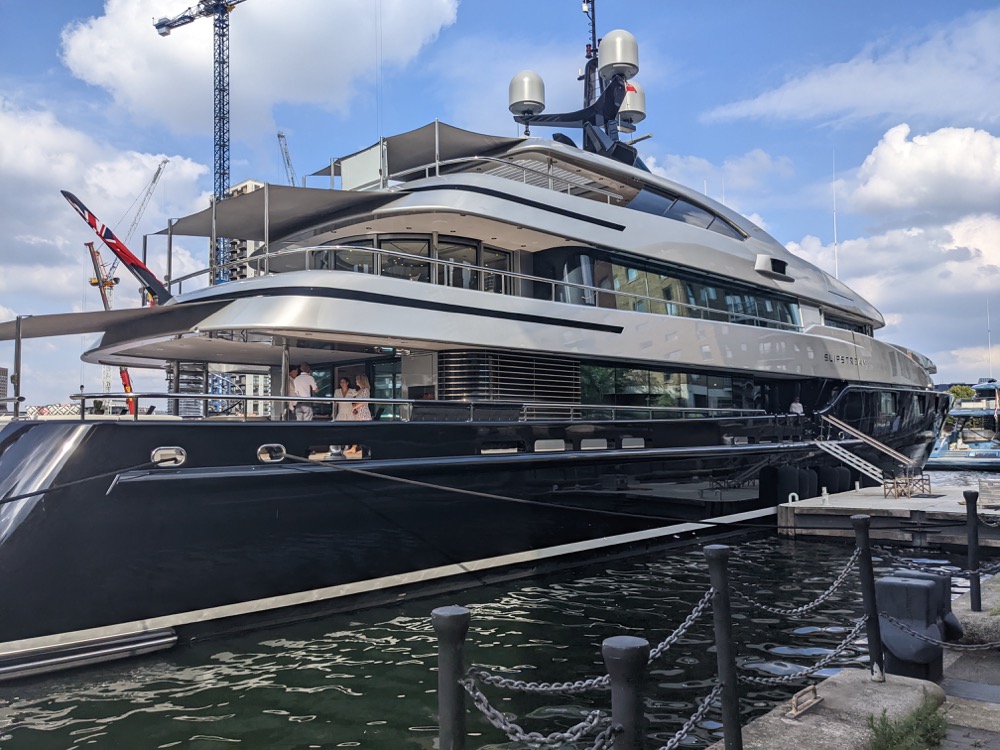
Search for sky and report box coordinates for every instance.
[1,0,999,405]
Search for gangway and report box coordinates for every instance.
[815,414,932,498]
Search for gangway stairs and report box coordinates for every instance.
[815,414,930,498]
[812,440,884,485]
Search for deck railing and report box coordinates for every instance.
[167,243,802,332]
[60,391,766,424]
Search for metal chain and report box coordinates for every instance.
[465,665,610,694]
[732,548,861,616]
[461,675,614,746]
[879,612,1000,651]
[655,683,723,750]
[648,586,715,662]
[466,586,716,695]
[979,514,1000,528]
[873,545,1000,578]
[738,616,868,685]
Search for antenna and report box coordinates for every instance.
[832,149,839,279]
[989,296,994,380]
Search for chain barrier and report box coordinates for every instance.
[738,616,868,686]
[655,683,724,750]
[466,586,716,696]
[879,613,1000,651]
[465,665,611,695]
[461,676,619,749]
[732,548,860,617]
[873,545,1000,578]
[979,513,1000,529]
[648,586,715,662]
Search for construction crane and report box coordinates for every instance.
[277,131,297,187]
[154,0,249,285]
[108,157,169,278]
[86,242,136,414]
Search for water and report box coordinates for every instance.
[0,474,992,750]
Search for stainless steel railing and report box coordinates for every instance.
[61,391,766,424]
[167,243,802,332]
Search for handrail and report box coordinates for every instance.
[820,413,917,468]
[389,155,625,202]
[67,391,768,424]
[167,243,802,332]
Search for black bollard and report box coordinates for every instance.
[964,490,982,612]
[851,515,885,681]
[432,605,471,750]
[602,635,650,750]
[705,545,743,750]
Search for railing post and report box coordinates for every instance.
[432,605,470,750]
[850,514,885,681]
[13,316,22,420]
[964,490,982,612]
[704,544,743,750]
[602,635,649,750]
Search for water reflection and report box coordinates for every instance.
[0,535,977,749]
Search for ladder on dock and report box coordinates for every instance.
[814,414,929,497]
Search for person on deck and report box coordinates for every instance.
[789,396,804,415]
[293,363,317,421]
[334,377,357,421]
[285,365,299,421]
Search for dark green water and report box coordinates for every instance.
[0,469,986,749]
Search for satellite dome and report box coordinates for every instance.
[598,30,639,81]
[508,70,546,116]
[619,80,646,126]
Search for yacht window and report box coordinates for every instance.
[437,240,479,290]
[379,238,431,283]
[707,217,743,239]
[667,200,714,229]
[481,247,512,294]
[626,187,745,239]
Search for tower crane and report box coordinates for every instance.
[277,131,297,187]
[154,0,249,285]
[108,157,169,278]
[86,242,136,414]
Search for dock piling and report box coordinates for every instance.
[964,490,982,612]
[705,544,743,750]
[850,514,885,681]
[602,635,650,750]
[432,605,471,750]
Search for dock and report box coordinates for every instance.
[777,485,1000,549]
[712,554,1000,750]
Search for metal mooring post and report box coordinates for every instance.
[964,490,982,612]
[432,605,471,750]
[705,544,743,750]
[850,514,885,681]
[602,635,650,750]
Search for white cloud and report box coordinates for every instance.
[789,213,1000,383]
[704,9,1000,125]
[60,0,459,139]
[0,98,208,311]
[850,124,1000,219]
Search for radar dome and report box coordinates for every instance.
[598,30,639,81]
[619,80,646,126]
[508,70,546,116]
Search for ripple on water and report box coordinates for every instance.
[0,535,982,748]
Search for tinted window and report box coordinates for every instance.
[666,200,714,229]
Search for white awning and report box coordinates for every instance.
[154,185,402,241]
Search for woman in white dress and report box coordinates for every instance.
[334,377,357,421]
[352,374,372,421]
[346,374,371,457]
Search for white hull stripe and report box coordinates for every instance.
[0,506,776,659]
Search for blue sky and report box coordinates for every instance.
[1,0,999,404]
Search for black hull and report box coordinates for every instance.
[0,406,942,677]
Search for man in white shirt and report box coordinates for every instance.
[789,396,804,415]
[293,363,318,421]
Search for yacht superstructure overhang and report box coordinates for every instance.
[157,122,883,329]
